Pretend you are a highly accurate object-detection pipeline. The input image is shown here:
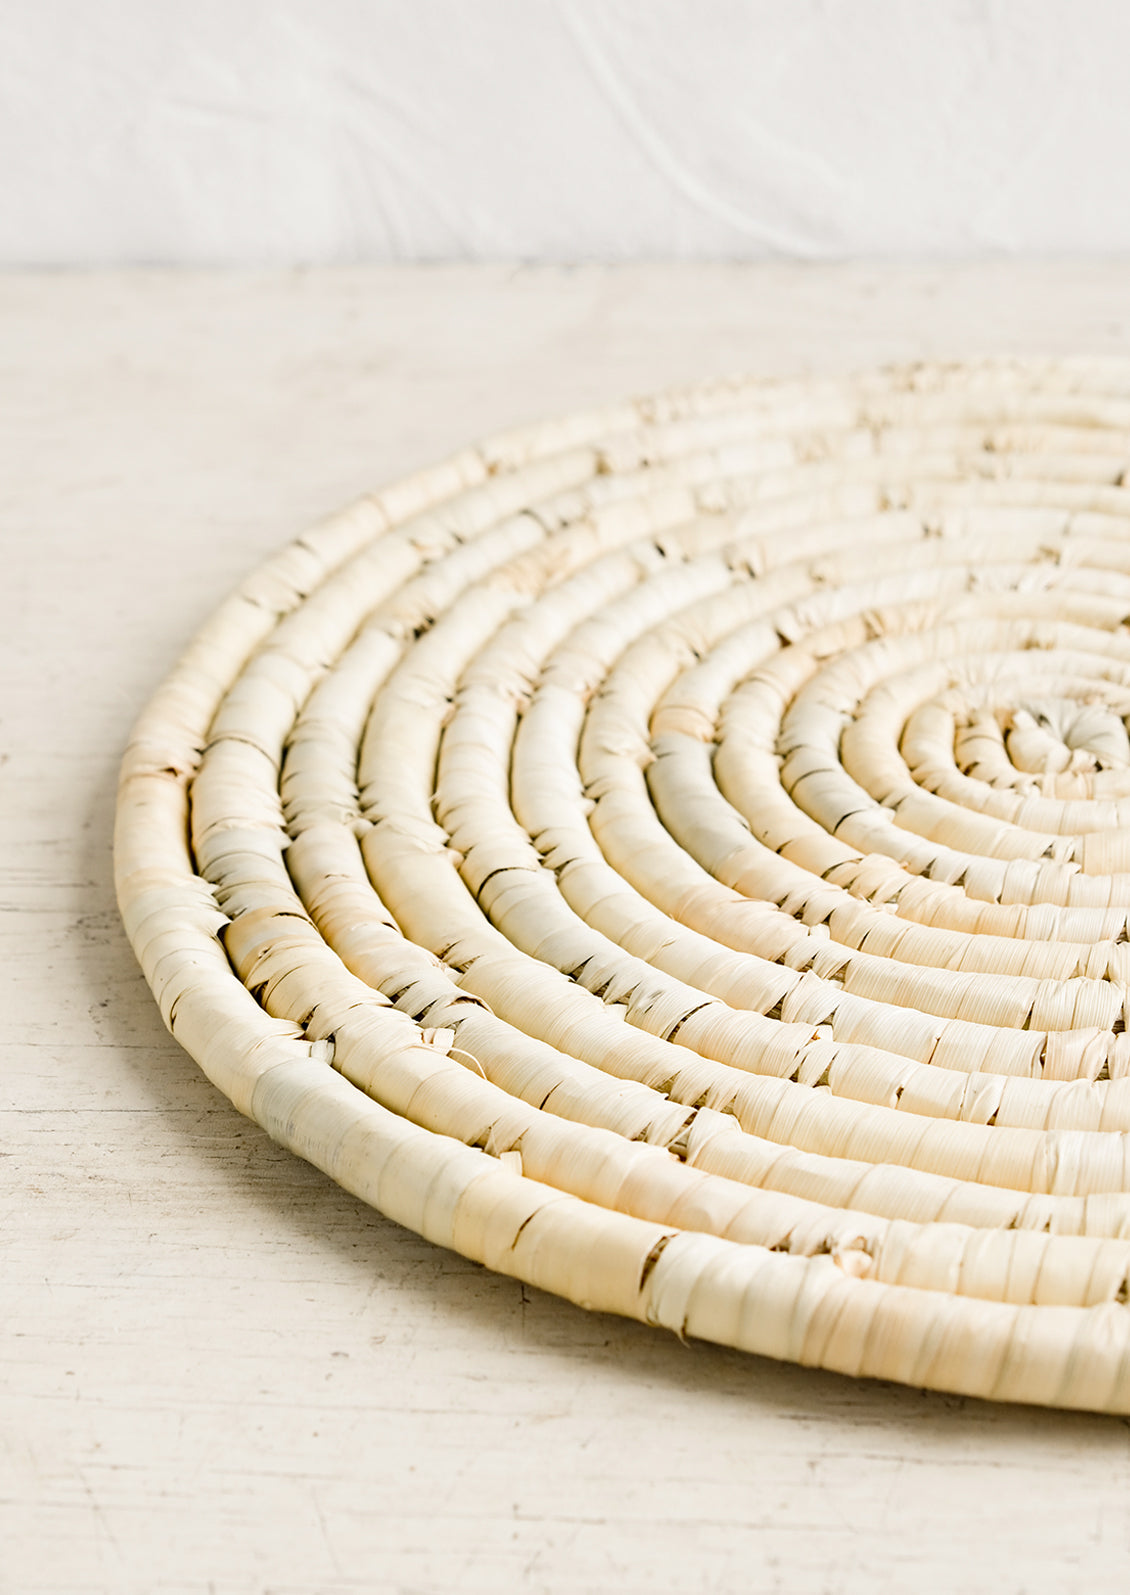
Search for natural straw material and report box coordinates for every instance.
[116,360,1130,1411]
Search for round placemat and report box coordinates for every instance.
[116,359,1130,1412]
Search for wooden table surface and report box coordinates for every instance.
[6,263,1130,1595]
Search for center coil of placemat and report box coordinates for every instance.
[116,361,1130,1412]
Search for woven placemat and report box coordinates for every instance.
[116,359,1130,1412]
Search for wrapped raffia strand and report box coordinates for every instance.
[117,360,1130,1413]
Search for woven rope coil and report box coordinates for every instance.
[115,359,1130,1411]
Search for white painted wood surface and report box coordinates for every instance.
[6,264,1130,1595]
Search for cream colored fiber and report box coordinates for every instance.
[116,361,1130,1411]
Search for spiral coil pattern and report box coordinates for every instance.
[116,361,1130,1410]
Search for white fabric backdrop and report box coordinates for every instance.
[3,0,1129,265]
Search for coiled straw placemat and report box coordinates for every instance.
[117,359,1130,1412]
